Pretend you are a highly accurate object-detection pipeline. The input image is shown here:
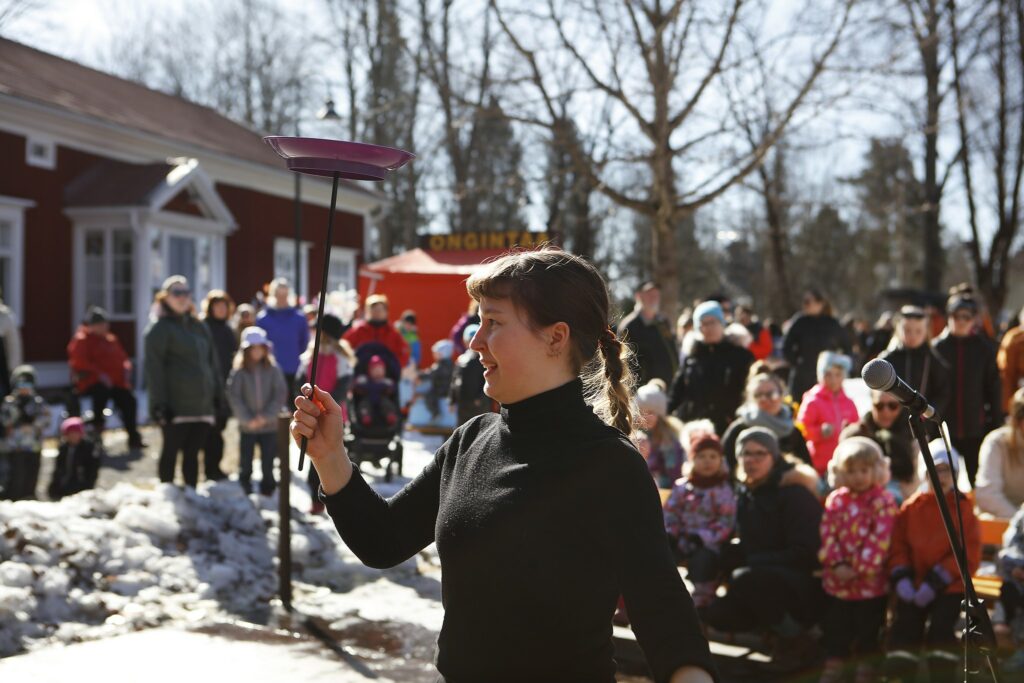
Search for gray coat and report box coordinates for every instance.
[227,363,287,434]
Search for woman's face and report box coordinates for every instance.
[738,442,775,485]
[699,316,724,344]
[899,318,927,349]
[823,366,846,393]
[871,392,901,428]
[210,300,228,321]
[753,379,782,414]
[166,284,193,315]
[802,294,824,316]
[469,296,572,405]
[239,311,254,327]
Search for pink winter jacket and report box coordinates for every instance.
[819,484,898,600]
[797,383,860,475]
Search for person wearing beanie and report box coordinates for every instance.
[662,428,736,608]
[47,416,99,501]
[722,373,811,475]
[200,290,238,482]
[702,426,825,673]
[449,323,491,428]
[934,294,1003,486]
[668,299,754,434]
[616,281,678,386]
[66,305,145,450]
[353,354,400,428]
[395,309,421,371]
[796,351,859,477]
[818,438,898,683]
[782,289,851,400]
[256,278,310,405]
[416,339,456,421]
[0,366,49,500]
[879,305,951,437]
[635,379,686,488]
[885,439,980,681]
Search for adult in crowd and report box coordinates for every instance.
[234,303,256,344]
[999,306,1024,412]
[0,295,22,397]
[617,281,678,386]
[782,289,850,401]
[144,276,225,487]
[841,389,920,502]
[735,304,773,361]
[201,290,238,482]
[722,372,810,474]
[448,323,490,428]
[976,388,1024,519]
[702,427,824,673]
[343,294,411,366]
[668,301,754,435]
[934,294,1003,486]
[449,300,480,356]
[66,306,144,449]
[797,352,859,477]
[396,310,421,372]
[256,278,309,403]
[879,305,951,429]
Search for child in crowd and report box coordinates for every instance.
[449,324,490,428]
[818,437,898,683]
[395,310,421,375]
[354,355,399,428]
[418,340,454,420]
[47,417,99,500]
[999,505,1024,673]
[635,379,686,488]
[662,430,736,608]
[886,440,981,681]
[0,365,50,500]
[227,327,287,496]
[296,314,354,513]
[797,351,859,477]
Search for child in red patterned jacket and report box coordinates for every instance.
[663,427,736,608]
[818,437,898,683]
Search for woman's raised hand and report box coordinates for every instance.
[292,384,352,494]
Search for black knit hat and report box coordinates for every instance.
[85,306,109,324]
[321,314,344,342]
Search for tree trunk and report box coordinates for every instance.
[922,0,944,293]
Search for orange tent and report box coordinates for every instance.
[358,248,503,367]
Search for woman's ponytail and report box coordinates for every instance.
[595,326,637,436]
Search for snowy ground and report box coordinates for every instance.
[0,429,452,680]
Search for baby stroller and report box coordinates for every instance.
[344,342,404,482]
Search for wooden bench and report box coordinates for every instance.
[974,517,1010,600]
[659,488,671,506]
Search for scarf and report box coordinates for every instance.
[737,402,796,438]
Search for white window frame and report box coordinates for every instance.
[0,196,33,324]
[326,247,358,294]
[79,225,136,321]
[148,211,228,300]
[25,134,56,170]
[274,237,312,302]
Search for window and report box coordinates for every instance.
[326,248,357,294]
[0,200,29,322]
[25,135,56,170]
[165,233,213,298]
[274,238,310,301]
[83,228,134,316]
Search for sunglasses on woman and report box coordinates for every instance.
[873,401,900,412]
[169,288,191,297]
[753,391,780,400]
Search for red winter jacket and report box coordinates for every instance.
[343,320,410,367]
[67,326,131,392]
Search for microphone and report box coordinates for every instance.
[861,358,937,420]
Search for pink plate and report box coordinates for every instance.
[263,136,415,180]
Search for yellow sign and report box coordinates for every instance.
[423,231,551,251]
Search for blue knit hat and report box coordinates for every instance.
[816,351,852,380]
[692,301,726,327]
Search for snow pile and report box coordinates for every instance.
[0,480,424,657]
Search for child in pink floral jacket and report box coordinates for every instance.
[817,436,898,683]
[663,427,737,608]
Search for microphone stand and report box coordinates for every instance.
[905,414,999,683]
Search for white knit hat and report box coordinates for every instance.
[636,381,668,417]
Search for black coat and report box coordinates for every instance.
[47,439,99,500]
[449,351,489,425]
[933,332,1003,438]
[617,310,678,386]
[669,340,753,434]
[782,314,850,400]
[880,343,952,424]
[204,317,238,384]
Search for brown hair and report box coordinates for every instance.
[465,248,636,435]
[201,289,236,320]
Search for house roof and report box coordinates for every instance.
[363,248,505,275]
[63,159,173,207]
[0,37,378,198]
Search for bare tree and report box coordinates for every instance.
[949,0,1024,313]
[0,0,42,32]
[491,0,857,316]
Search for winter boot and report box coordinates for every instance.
[923,649,960,683]
[882,650,920,683]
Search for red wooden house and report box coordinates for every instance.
[0,37,386,389]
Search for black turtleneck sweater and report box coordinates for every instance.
[322,378,717,683]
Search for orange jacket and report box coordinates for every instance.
[67,326,131,392]
[998,327,1024,411]
[888,488,980,594]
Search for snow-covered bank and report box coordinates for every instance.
[0,432,447,659]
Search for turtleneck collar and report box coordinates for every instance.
[500,378,592,435]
